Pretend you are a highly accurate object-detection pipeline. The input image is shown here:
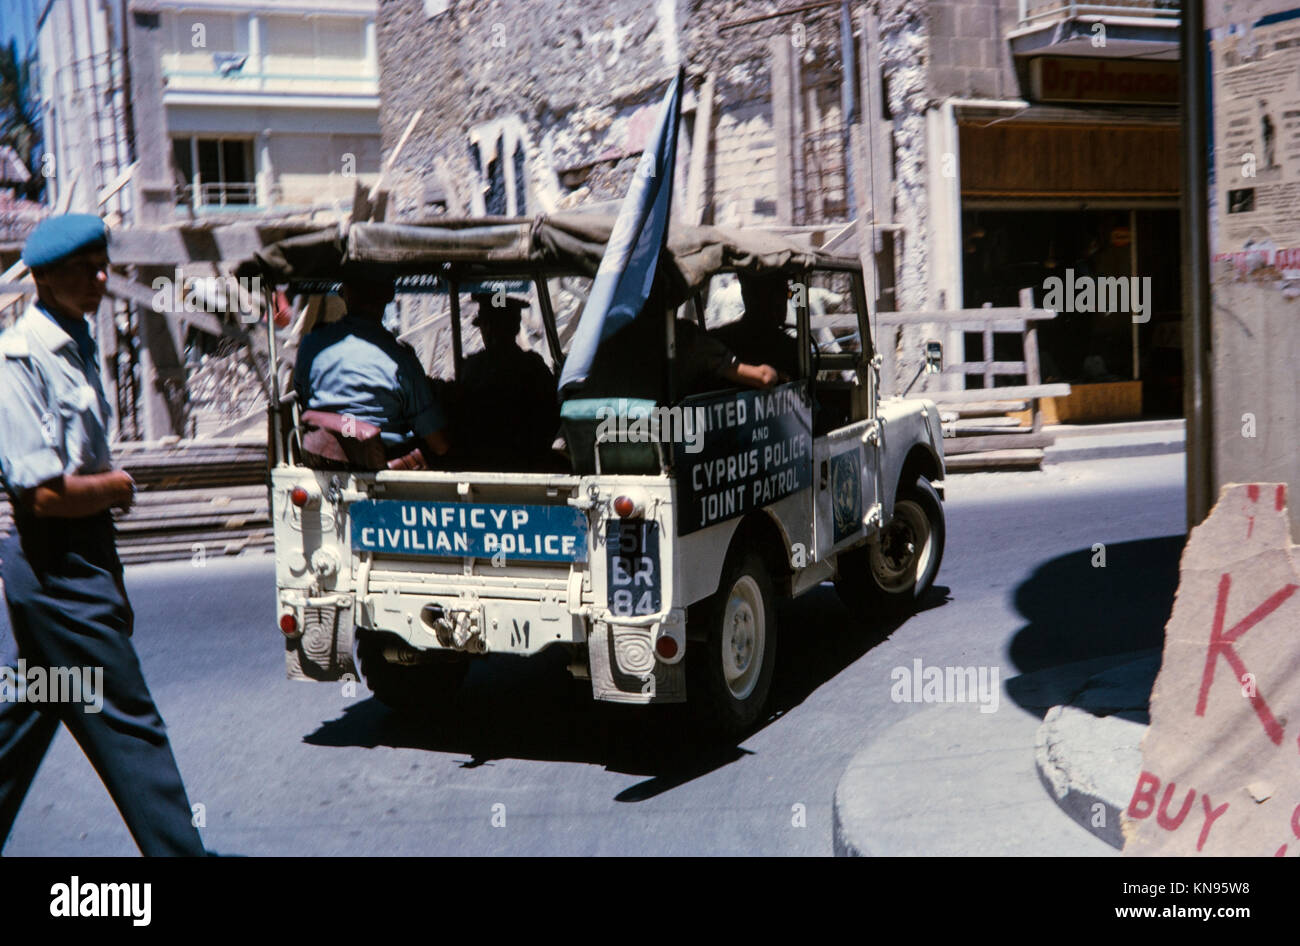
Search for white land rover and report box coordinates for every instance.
[249,214,945,736]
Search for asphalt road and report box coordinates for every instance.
[4,454,1186,856]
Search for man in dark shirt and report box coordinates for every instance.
[709,272,801,381]
[456,293,561,470]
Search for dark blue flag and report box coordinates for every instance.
[558,69,684,392]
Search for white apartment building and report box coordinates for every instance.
[37,0,381,217]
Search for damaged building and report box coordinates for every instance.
[377,0,1182,418]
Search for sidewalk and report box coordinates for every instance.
[1041,419,1184,465]
[832,651,1156,856]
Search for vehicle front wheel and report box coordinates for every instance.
[835,476,945,620]
[356,632,469,711]
[687,551,778,738]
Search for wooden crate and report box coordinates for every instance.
[1040,381,1143,423]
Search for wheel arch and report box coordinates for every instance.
[687,510,791,638]
[887,442,945,515]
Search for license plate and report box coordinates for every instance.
[606,519,661,616]
[350,500,588,563]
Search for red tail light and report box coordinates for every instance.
[655,636,678,660]
[290,486,310,507]
[613,495,637,518]
[279,613,298,635]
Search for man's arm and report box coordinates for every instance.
[29,471,135,518]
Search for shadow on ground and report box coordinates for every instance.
[303,582,950,799]
[1005,534,1183,715]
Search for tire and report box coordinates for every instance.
[687,551,778,738]
[835,476,945,619]
[356,631,469,711]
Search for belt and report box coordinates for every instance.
[8,509,119,569]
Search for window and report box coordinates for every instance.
[173,137,256,207]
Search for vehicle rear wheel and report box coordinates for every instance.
[356,631,469,711]
[835,476,945,619]
[687,551,777,738]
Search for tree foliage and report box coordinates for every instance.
[0,38,43,201]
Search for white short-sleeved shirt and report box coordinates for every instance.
[0,302,113,498]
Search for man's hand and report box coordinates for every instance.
[30,470,136,518]
[728,362,779,389]
[423,429,451,457]
[113,472,137,512]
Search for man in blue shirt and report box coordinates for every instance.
[294,276,450,465]
[0,213,207,856]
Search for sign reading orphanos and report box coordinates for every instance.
[1123,483,1300,856]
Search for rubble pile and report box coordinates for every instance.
[185,345,267,429]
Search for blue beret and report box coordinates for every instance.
[21,213,109,269]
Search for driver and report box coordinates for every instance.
[709,272,800,381]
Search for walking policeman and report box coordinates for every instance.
[0,214,206,856]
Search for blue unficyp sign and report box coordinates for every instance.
[350,500,589,563]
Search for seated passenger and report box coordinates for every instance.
[709,272,801,381]
[294,276,450,467]
[456,292,561,471]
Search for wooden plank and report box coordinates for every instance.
[946,416,1028,431]
[97,162,138,209]
[943,361,1026,376]
[921,383,1071,403]
[946,400,1030,415]
[942,432,1055,455]
[770,35,795,225]
[876,308,1055,324]
[107,223,327,266]
[374,108,425,195]
[685,73,715,227]
[944,449,1044,471]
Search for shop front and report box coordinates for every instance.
[957,111,1182,420]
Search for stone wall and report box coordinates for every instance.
[926,0,1020,100]
[376,0,842,225]
[378,0,684,218]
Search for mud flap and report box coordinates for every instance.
[588,620,686,704]
[286,602,358,682]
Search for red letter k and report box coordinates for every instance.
[1195,574,1298,745]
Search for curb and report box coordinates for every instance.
[1031,652,1158,850]
[1044,435,1185,464]
[831,653,1157,856]
[1034,706,1146,849]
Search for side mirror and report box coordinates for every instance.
[924,339,944,375]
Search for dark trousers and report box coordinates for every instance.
[0,513,205,856]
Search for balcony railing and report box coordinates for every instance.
[178,182,258,209]
[1018,0,1181,26]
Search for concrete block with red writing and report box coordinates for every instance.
[1123,483,1300,856]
